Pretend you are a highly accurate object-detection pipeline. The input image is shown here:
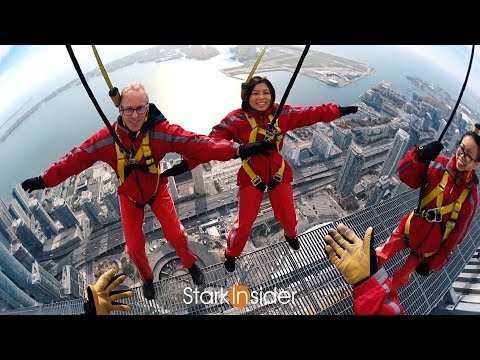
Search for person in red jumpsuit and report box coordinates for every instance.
[324,223,405,315]
[21,82,275,300]
[375,126,480,288]
[161,76,358,272]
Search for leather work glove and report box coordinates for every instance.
[415,262,432,277]
[84,267,134,315]
[160,159,189,178]
[324,223,377,286]
[417,141,444,163]
[338,106,358,117]
[21,176,46,193]
[237,141,277,160]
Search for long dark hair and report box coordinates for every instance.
[241,76,276,112]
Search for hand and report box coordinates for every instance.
[84,267,134,315]
[324,223,377,286]
[237,141,276,160]
[417,141,443,163]
[339,106,358,117]
[415,262,432,277]
[160,160,189,178]
[21,176,46,193]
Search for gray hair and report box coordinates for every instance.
[121,82,149,102]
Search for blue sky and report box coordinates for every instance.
[1,45,479,127]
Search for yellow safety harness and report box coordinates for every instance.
[242,112,284,191]
[404,170,470,258]
[114,123,161,207]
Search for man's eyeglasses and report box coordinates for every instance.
[120,104,149,116]
[457,143,476,164]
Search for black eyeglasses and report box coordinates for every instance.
[120,104,149,116]
[457,143,476,164]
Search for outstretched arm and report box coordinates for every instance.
[324,223,405,315]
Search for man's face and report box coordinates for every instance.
[119,89,149,132]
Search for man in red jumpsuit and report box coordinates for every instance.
[376,132,480,288]
[160,76,358,272]
[21,82,275,300]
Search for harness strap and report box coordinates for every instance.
[115,123,159,184]
[420,171,448,209]
[242,112,284,191]
[404,170,470,258]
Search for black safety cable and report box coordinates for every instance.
[415,45,475,212]
[266,45,310,131]
[65,45,131,157]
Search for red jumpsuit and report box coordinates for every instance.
[353,267,405,315]
[41,104,240,283]
[187,103,341,257]
[376,147,478,288]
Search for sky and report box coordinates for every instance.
[1,45,479,128]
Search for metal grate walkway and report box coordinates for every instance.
[3,188,480,315]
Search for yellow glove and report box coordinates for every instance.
[85,267,134,315]
[324,223,376,286]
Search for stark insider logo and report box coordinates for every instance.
[183,285,297,308]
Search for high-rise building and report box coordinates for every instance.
[29,198,58,238]
[366,175,390,207]
[77,191,103,226]
[10,242,36,271]
[0,239,57,308]
[337,144,365,196]
[0,197,17,246]
[31,261,63,301]
[12,184,33,218]
[311,129,333,159]
[61,265,85,298]
[407,123,421,150]
[12,219,43,257]
[9,200,31,226]
[168,177,179,202]
[380,128,410,178]
[52,198,79,229]
[332,125,353,150]
[192,165,206,196]
[281,133,301,168]
[102,183,120,220]
[162,160,179,201]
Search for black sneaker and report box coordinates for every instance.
[142,279,155,300]
[188,263,205,285]
[224,254,236,272]
[285,234,300,250]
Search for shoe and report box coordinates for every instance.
[285,234,300,250]
[188,263,205,285]
[224,253,236,272]
[142,279,155,300]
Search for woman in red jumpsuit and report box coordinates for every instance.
[163,76,358,272]
[21,82,275,300]
[376,128,480,288]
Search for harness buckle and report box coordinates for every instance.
[268,173,283,190]
[251,176,266,192]
[417,208,442,222]
[273,173,282,183]
[126,157,139,165]
[264,128,277,142]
